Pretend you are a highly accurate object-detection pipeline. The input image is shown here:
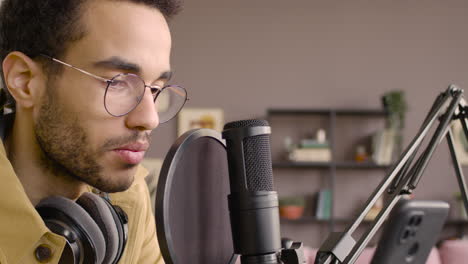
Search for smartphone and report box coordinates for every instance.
[370,199,449,264]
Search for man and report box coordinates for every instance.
[0,0,184,263]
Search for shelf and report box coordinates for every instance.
[336,161,392,169]
[280,217,331,224]
[280,217,468,226]
[273,161,391,170]
[274,162,332,169]
[269,107,393,239]
[280,217,369,224]
[268,108,389,117]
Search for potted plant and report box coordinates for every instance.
[382,90,407,159]
[279,196,306,220]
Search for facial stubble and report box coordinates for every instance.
[34,84,135,193]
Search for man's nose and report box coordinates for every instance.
[125,89,159,131]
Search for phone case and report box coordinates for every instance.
[370,199,449,264]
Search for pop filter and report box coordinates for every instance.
[156,129,235,264]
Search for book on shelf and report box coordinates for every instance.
[315,189,332,220]
[289,147,332,162]
[299,139,330,149]
[371,128,396,165]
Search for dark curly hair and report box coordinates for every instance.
[0,0,183,113]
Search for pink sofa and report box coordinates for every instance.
[302,240,468,264]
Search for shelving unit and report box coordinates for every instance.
[268,108,468,246]
[267,108,391,239]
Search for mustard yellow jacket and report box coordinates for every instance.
[0,142,165,263]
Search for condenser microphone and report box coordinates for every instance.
[222,119,282,264]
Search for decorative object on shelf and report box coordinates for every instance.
[454,192,468,220]
[177,108,224,136]
[284,136,294,150]
[279,196,306,220]
[450,121,468,166]
[283,136,295,160]
[382,90,407,159]
[354,145,369,163]
[315,189,332,220]
[316,128,327,144]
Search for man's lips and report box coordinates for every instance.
[112,142,149,164]
[114,142,149,152]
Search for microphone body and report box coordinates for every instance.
[222,120,282,264]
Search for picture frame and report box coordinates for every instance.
[177,108,224,136]
[450,121,468,165]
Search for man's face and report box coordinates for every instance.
[34,0,172,192]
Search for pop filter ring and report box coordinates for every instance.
[155,128,227,264]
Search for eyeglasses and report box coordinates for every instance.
[40,54,188,123]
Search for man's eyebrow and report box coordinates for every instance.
[159,71,173,82]
[93,56,173,82]
[93,56,141,74]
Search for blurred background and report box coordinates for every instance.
[146,0,468,248]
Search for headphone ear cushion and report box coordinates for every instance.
[36,196,106,264]
[76,193,120,264]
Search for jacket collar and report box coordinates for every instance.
[0,139,57,261]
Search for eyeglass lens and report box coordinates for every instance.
[104,73,187,122]
[155,85,187,123]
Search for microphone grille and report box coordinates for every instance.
[223,119,270,130]
[244,134,274,191]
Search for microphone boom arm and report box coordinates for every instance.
[315,85,468,264]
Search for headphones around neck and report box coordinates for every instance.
[35,191,128,264]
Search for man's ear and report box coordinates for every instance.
[2,52,46,109]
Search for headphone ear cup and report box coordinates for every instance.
[36,196,106,264]
[76,193,120,264]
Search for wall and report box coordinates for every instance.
[148,0,468,247]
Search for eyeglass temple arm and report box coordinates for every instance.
[40,54,109,83]
[162,85,186,97]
